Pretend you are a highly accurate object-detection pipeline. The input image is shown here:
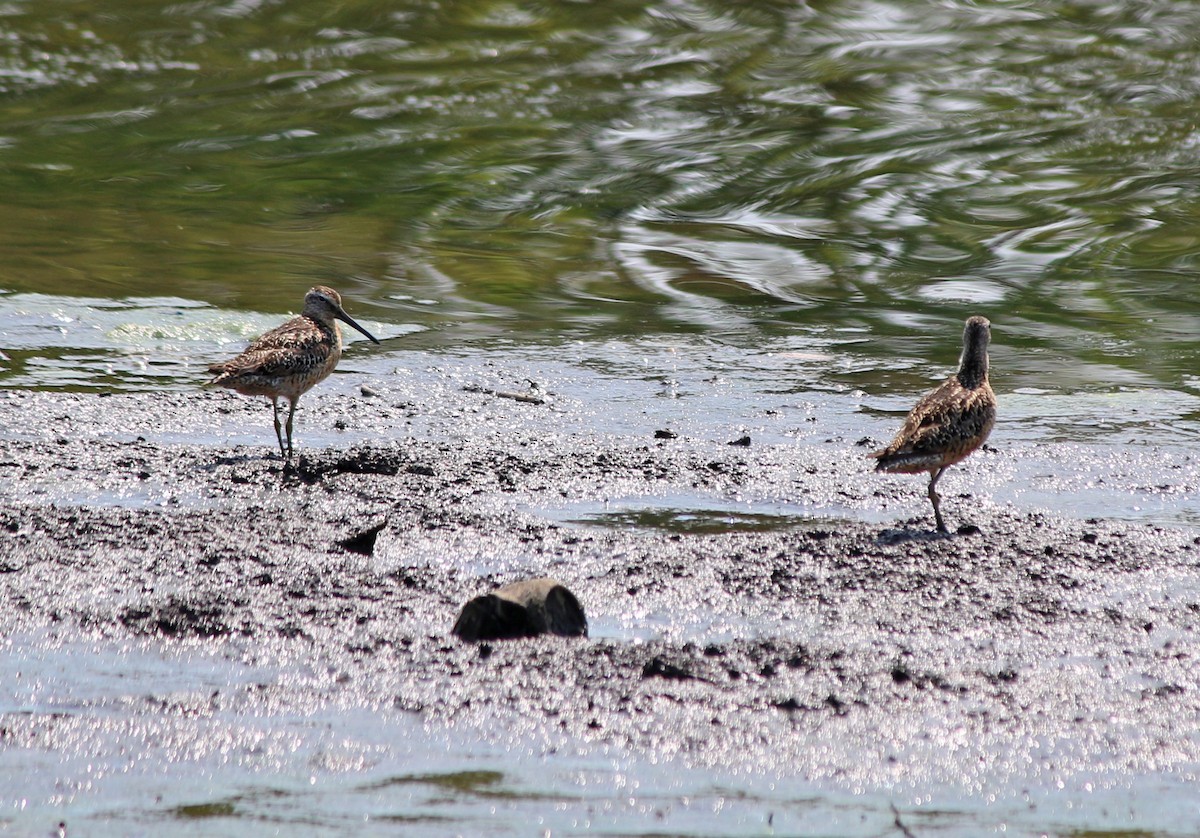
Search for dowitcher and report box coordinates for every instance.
[208,286,380,459]
[871,315,996,533]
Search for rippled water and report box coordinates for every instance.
[5,0,1200,834]
[3,0,1200,390]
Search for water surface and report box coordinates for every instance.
[2,0,1200,388]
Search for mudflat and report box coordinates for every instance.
[3,385,1200,834]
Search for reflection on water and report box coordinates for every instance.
[0,0,1199,392]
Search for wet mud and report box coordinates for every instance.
[3,387,1200,832]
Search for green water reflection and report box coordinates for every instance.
[2,0,1200,391]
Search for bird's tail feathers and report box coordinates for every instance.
[204,365,231,388]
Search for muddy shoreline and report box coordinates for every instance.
[4,387,1200,832]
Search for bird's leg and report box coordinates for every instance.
[928,467,947,533]
[271,398,287,459]
[284,398,297,459]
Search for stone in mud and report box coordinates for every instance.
[452,578,587,641]
[339,520,387,556]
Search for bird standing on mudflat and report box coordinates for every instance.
[871,315,996,533]
[208,286,380,459]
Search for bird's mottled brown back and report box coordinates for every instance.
[208,315,341,401]
[872,375,996,473]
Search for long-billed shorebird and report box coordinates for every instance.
[871,315,996,533]
[208,286,380,459]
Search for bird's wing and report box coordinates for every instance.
[876,377,995,462]
[209,319,326,379]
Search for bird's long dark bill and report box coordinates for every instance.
[336,309,380,344]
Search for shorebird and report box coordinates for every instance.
[207,286,380,459]
[871,315,996,533]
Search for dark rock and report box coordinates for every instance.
[654,429,678,440]
[727,436,751,447]
[452,578,587,641]
[339,520,387,556]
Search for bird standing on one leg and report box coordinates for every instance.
[207,286,380,459]
[871,315,996,533]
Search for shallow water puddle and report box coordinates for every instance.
[533,493,886,535]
